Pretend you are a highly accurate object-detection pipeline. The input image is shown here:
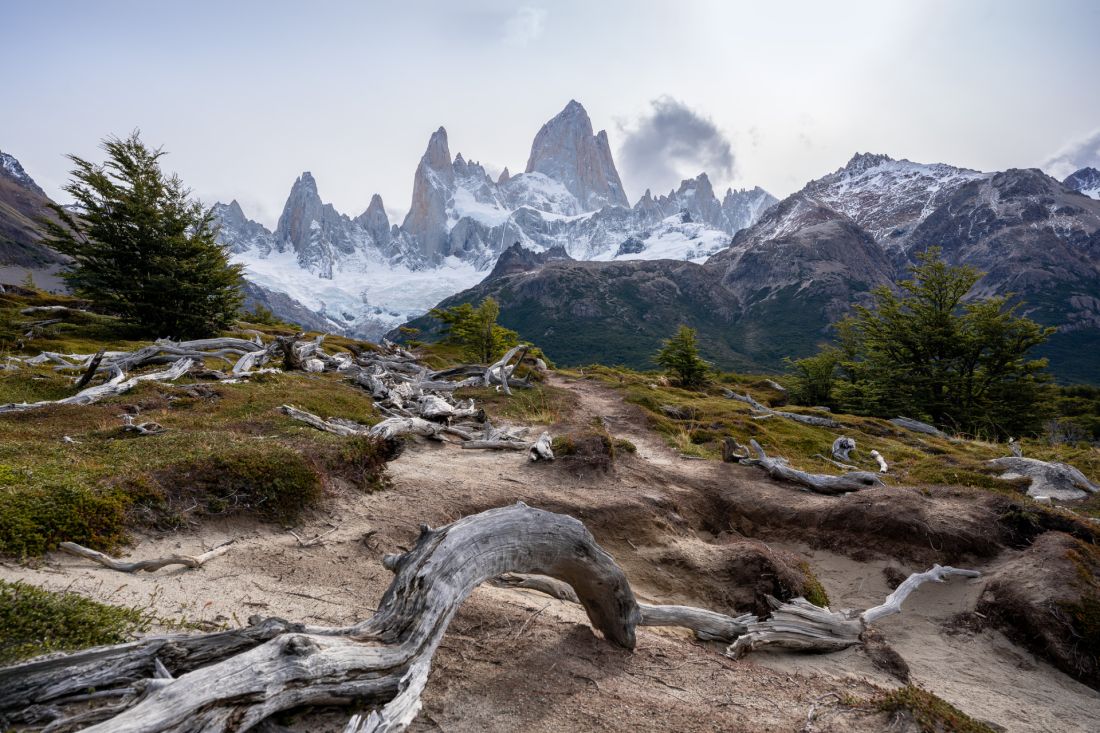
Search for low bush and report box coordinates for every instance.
[0,580,148,664]
[0,480,131,556]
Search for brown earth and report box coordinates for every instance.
[3,373,1099,731]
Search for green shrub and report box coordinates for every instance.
[0,482,131,557]
[0,580,148,664]
[161,446,323,525]
[329,435,399,493]
[799,561,830,608]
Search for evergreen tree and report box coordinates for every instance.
[797,248,1054,437]
[429,297,519,363]
[654,325,710,388]
[43,132,243,338]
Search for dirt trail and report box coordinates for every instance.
[4,373,1099,731]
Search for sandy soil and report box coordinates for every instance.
[3,373,1099,731]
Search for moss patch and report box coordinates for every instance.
[0,580,148,664]
[798,561,831,608]
[866,685,998,733]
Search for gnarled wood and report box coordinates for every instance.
[0,358,194,414]
[728,565,981,658]
[987,455,1100,501]
[861,565,980,623]
[0,504,641,733]
[831,436,855,462]
[59,541,234,573]
[529,431,554,461]
[742,440,882,495]
[723,390,840,428]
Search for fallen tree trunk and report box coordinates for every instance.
[742,440,883,494]
[0,504,641,733]
[987,456,1100,501]
[723,390,840,428]
[0,358,195,414]
[491,573,752,643]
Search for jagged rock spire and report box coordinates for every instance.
[524,100,629,211]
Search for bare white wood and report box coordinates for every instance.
[743,440,882,495]
[59,541,234,573]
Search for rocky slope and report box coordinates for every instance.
[403,154,1100,383]
[0,150,67,270]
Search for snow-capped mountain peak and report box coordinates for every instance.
[0,150,46,196]
[1064,167,1100,199]
[214,100,778,340]
[525,100,630,211]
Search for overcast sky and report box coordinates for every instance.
[3,0,1099,228]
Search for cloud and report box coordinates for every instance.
[502,6,547,46]
[616,97,736,197]
[1042,128,1100,179]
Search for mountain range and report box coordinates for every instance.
[3,104,1100,382]
[400,153,1100,383]
[212,100,777,338]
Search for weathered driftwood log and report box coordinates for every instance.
[763,379,787,394]
[860,565,980,623]
[368,416,471,441]
[279,405,367,437]
[742,440,883,495]
[889,416,949,439]
[987,456,1100,500]
[121,414,167,436]
[722,437,750,463]
[723,390,840,428]
[0,504,641,733]
[529,431,554,462]
[0,358,194,414]
[831,436,856,462]
[484,345,528,395]
[728,564,980,658]
[59,541,234,573]
[460,439,529,451]
[491,573,753,643]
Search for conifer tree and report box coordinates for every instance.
[654,325,711,388]
[794,248,1054,436]
[430,297,519,363]
[43,132,243,338]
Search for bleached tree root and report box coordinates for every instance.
[0,504,641,733]
[728,564,981,658]
[987,455,1100,500]
[723,390,840,428]
[0,358,195,413]
[831,436,855,462]
[491,573,753,643]
[742,440,883,494]
[529,431,554,461]
[58,541,234,573]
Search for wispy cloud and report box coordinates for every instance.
[617,97,736,195]
[502,6,547,46]
[1043,128,1100,179]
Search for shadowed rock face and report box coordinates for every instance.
[486,242,573,280]
[0,150,67,268]
[525,100,630,211]
[402,127,454,262]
